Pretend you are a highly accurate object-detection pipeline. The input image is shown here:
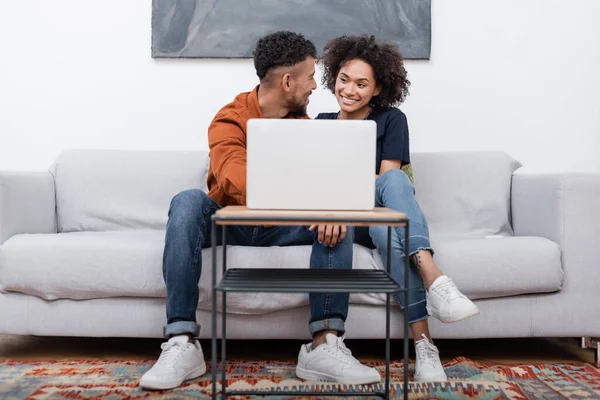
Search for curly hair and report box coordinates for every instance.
[320,35,410,107]
[253,31,317,80]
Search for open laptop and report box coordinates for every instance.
[246,118,376,211]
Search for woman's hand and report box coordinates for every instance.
[308,224,347,247]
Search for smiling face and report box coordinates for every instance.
[335,59,381,117]
[286,56,317,116]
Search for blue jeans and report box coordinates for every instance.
[355,169,431,323]
[162,189,353,338]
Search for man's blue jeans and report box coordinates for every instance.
[355,169,431,324]
[162,189,353,338]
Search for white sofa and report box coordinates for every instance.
[0,149,598,340]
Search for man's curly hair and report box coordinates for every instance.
[320,35,410,107]
[253,31,316,80]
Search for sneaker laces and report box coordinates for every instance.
[434,278,464,302]
[416,335,439,368]
[156,341,187,367]
[329,336,358,364]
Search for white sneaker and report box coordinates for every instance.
[414,334,447,382]
[426,275,480,323]
[139,335,207,390]
[296,333,381,385]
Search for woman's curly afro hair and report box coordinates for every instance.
[253,31,316,80]
[320,35,410,107]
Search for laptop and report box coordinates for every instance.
[246,118,376,211]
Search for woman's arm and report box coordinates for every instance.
[378,109,410,177]
[376,159,402,178]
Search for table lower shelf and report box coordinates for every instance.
[214,268,404,293]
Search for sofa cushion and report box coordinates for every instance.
[0,231,380,314]
[411,151,522,240]
[428,236,563,300]
[0,232,562,314]
[50,150,209,232]
[50,150,519,238]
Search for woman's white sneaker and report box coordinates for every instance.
[414,334,447,382]
[139,335,206,390]
[426,275,480,323]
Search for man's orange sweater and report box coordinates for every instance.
[207,85,304,206]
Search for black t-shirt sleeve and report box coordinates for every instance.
[381,109,410,165]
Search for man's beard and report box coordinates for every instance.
[288,96,308,117]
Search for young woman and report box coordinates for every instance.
[317,35,480,382]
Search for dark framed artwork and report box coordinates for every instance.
[152,0,431,59]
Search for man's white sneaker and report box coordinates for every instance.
[139,335,206,390]
[426,275,480,323]
[296,333,381,385]
[414,334,447,382]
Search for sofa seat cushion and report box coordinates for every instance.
[0,230,167,300]
[0,231,380,314]
[428,236,563,300]
[0,232,562,314]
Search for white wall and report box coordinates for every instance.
[1,0,599,173]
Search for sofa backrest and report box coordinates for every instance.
[412,151,522,240]
[51,150,209,232]
[51,149,521,237]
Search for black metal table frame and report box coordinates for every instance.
[210,212,410,400]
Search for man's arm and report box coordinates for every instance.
[208,112,247,205]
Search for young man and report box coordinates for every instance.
[139,31,380,390]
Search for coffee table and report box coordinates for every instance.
[210,206,410,399]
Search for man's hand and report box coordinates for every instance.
[308,225,347,247]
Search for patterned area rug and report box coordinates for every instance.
[1,357,599,399]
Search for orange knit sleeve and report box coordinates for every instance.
[207,111,247,205]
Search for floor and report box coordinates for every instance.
[0,335,595,366]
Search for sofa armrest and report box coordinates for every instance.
[0,171,56,244]
[511,173,600,291]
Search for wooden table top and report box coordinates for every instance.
[213,206,407,226]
